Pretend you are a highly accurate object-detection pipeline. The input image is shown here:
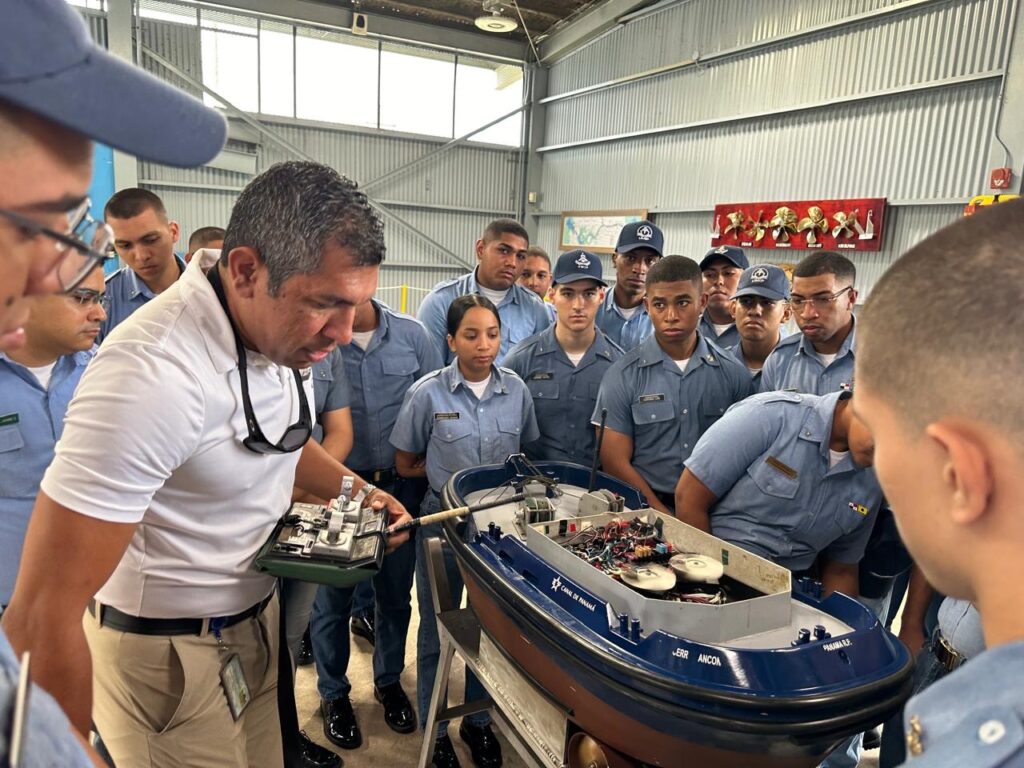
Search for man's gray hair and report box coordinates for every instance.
[221,161,385,295]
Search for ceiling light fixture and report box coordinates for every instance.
[475,0,519,33]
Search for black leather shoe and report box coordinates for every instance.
[295,730,342,768]
[863,727,881,750]
[350,613,375,646]
[431,734,461,768]
[297,627,315,667]
[458,721,502,768]
[374,682,417,734]
[320,697,362,750]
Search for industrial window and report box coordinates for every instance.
[455,56,524,146]
[259,21,295,118]
[379,43,456,138]
[200,11,258,112]
[296,29,378,128]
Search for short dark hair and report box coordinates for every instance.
[525,246,550,266]
[446,294,501,337]
[793,251,856,285]
[482,218,529,245]
[221,161,385,295]
[646,254,701,290]
[188,226,225,253]
[858,199,1024,436]
[104,188,167,221]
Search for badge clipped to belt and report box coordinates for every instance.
[212,617,252,722]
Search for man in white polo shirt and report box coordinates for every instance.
[2,161,412,768]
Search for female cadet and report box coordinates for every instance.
[390,294,539,768]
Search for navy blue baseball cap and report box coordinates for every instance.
[552,250,607,286]
[616,220,664,257]
[700,245,750,271]
[732,264,791,302]
[0,0,227,167]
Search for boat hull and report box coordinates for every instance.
[442,460,913,767]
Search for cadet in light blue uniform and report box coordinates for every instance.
[879,598,985,766]
[0,278,106,605]
[678,391,883,581]
[391,295,539,768]
[417,219,550,365]
[852,202,1024,768]
[723,264,792,386]
[760,252,858,394]
[504,249,623,464]
[310,299,441,752]
[595,220,663,350]
[593,255,754,514]
[697,245,749,349]
[99,188,185,343]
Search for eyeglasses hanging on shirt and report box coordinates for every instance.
[207,265,312,454]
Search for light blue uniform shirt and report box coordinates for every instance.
[595,290,653,351]
[341,301,442,471]
[593,333,755,495]
[684,391,883,571]
[416,269,552,366]
[311,348,352,443]
[0,629,94,765]
[0,349,94,603]
[901,640,1024,766]
[698,314,740,350]
[503,324,623,464]
[937,598,985,659]
[760,318,856,394]
[98,254,186,343]
[389,363,540,493]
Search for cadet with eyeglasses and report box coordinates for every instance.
[760,252,858,394]
[504,250,623,464]
[0,269,107,607]
[0,0,228,764]
[3,161,413,768]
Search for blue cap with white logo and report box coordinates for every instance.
[616,220,664,257]
[731,264,791,301]
[552,250,607,286]
[700,245,750,271]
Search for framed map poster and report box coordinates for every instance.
[560,209,648,254]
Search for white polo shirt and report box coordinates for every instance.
[41,249,313,618]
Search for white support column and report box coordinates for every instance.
[106,0,139,190]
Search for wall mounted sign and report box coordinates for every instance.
[711,199,886,252]
[560,209,649,254]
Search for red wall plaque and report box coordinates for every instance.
[710,198,886,252]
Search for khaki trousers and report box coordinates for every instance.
[83,595,283,768]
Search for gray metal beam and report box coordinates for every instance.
[522,63,549,242]
[139,44,475,271]
[537,0,651,64]
[196,0,525,61]
[362,103,528,194]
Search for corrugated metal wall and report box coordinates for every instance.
[534,0,1015,296]
[84,12,520,316]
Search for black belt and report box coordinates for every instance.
[932,631,967,672]
[353,467,398,486]
[88,593,273,637]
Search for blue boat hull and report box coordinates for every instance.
[442,460,913,767]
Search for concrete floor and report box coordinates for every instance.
[293,588,527,768]
[292,585,885,767]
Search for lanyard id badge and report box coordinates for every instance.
[212,618,251,722]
